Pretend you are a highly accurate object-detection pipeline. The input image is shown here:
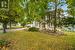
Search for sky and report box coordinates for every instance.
[61,4,68,11]
[61,0,68,11]
[48,0,68,11]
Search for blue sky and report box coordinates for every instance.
[61,0,68,10]
[61,4,68,16]
[48,0,68,11]
[61,4,68,11]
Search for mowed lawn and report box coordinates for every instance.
[0,30,75,50]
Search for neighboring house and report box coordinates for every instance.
[26,21,39,28]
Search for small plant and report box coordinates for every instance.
[28,27,39,32]
[0,40,11,49]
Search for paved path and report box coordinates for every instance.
[8,28,26,31]
[0,28,26,33]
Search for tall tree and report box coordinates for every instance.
[0,0,23,33]
[67,0,75,28]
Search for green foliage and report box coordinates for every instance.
[20,0,48,21]
[28,27,39,32]
[67,0,75,17]
[63,17,75,26]
[21,22,26,27]
[0,40,11,48]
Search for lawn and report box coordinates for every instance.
[0,30,75,50]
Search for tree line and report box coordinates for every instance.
[0,0,75,33]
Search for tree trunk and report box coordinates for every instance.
[72,16,75,31]
[39,22,40,28]
[54,0,57,33]
[9,21,12,29]
[3,23,7,33]
[43,23,46,30]
[49,14,51,28]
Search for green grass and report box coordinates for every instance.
[0,31,75,50]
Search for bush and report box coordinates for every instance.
[0,40,11,48]
[28,27,39,32]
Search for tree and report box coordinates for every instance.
[20,0,48,29]
[19,0,66,33]
[0,10,9,33]
[47,0,65,32]
[63,17,75,27]
[67,0,75,28]
[0,0,23,33]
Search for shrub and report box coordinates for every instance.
[28,27,39,32]
[0,40,11,48]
